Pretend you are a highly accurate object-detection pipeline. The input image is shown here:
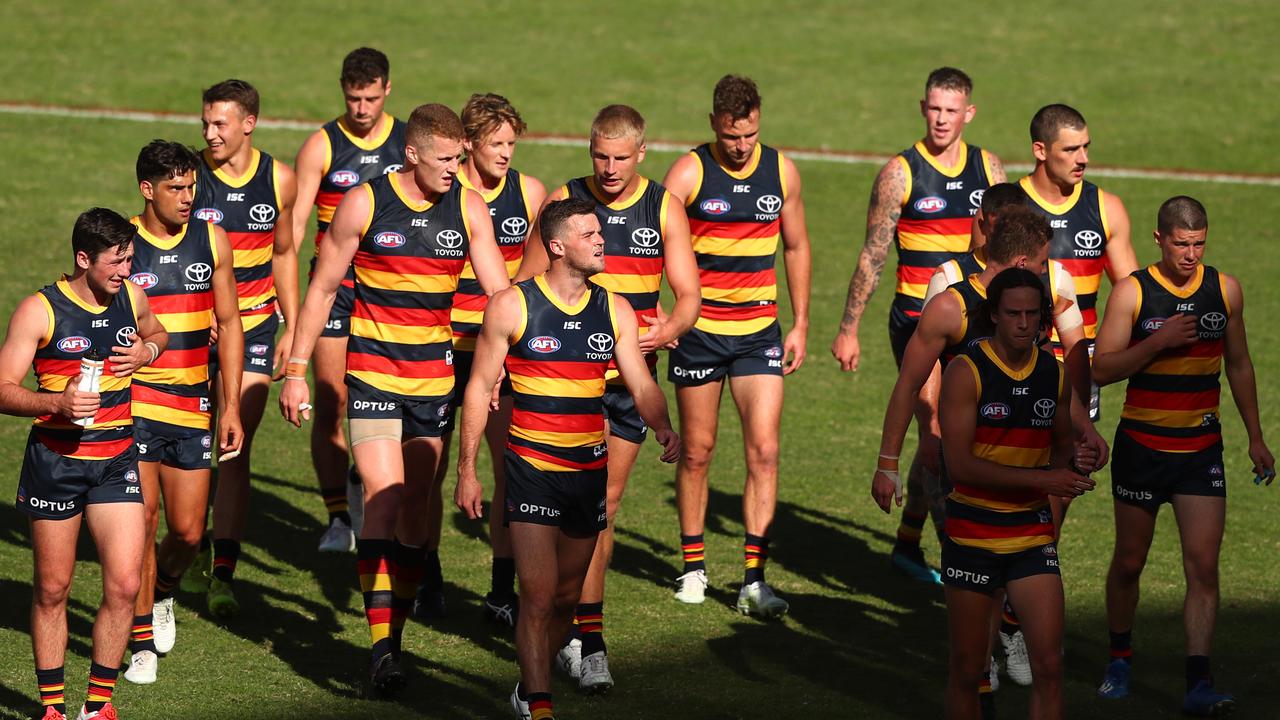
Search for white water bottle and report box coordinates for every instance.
[74,349,103,428]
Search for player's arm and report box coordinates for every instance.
[1050,266,1106,467]
[613,294,679,463]
[1049,363,1076,469]
[1220,274,1275,481]
[661,152,700,206]
[1092,276,1195,385]
[0,296,96,419]
[1102,191,1138,281]
[291,129,328,254]
[832,157,905,371]
[279,184,370,426]
[513,186,567,281]
[778,156,811,375]
[209,224,245,453]
[270,160,301,378]
[464,189,511,296]
[109,282,169,378]
[456,287,520,517]
[643,192,699,352]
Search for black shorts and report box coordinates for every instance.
[135,419,212,470]
[210,312,278,378]
[889,315,919,368]
[346,377,454,439]
[941,538,1061,595]
[602,384,647,444]
[311,257,356,338]
[668,322,784,386]
[17,434,142,520]
[503,449,606,538]
[1111,429,1226,508]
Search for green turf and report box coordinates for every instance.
[1,2,1279,718]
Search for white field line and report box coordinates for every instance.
[4,101,1278,187]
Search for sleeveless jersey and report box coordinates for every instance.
[939,250,986,286]
[194,148,280,332]
[314,115,407,237]
[892,141,996,327]
[1019,176,1111,342]
[940,275,989,367]
[506,276,618,473]
[128,219,217,433]
[945,340,1062,554]
[31,278,139,460]
[450,168,534,352]
[1119,264,1229,453]
[347,172,470,399]
[684,143,787,336]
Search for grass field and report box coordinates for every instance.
[1,2,1278,718]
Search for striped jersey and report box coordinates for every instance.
[892,141,995,327]
[128,218,216,433]
[940,275,989,367]
[684,142,785,336]
[1119,264,1228,453]
[451,168,534,352]
[347,172,471,399]
[314,115,406,237]
[506,276,618,472]
[30,277,139,460]
[194,148,280,332]
[946,340,1062,554]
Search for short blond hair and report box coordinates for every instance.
[590,104,645,145]
[406,103,465,149]
[461,93,527,144]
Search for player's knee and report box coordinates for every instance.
[171,522,204,552]
[1029,646,1064,683]
[1184,552,1220,591]
[745,439,779,474]
[521,591,555,622]
[33,575,73,609]
[103,570,141,607]
[680,441,716,472]
[1109,551,1148,582]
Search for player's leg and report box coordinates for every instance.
[150,462,212,655]
[1171,492,1231,713]
[1005,571,1065,720]
[123,459,162,684]
[82,499,145,716]
[672,379,723,602]
[313,334,356,551]
[945,586,996,720]
[407,434,448,621]
[484,396,518,625]
[895,362,945,585]
[728,371,788,618]
[1098,498,1157,698]
[30,515,81,717]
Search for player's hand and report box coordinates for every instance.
[638,306,671,354]
[56,373,100,419]
[271,331,295,381]
[831,328,860,372]
[490,366,507,412]
[654,427,681,463]
[455,468,485,519]
[1154,313,1199,350]
[783,325,807,375]
[218,408,244,457]
[1074,423,1110,473]
[1249,438,1275,485]
[108,332,148,377]
[871,467,901,513]
[208,315,219,346]
[1040,468,1095,498]
[279,376,311,427]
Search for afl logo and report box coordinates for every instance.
[631,227,660,248]
[437,230,464,249]
[383,164,402,175]
[249,203,276,224]
[1033,399,1056,419]
[125,470,139,484]
[1042,544,1058,557]
[1200,312,1227,331]
[528,336,561,353]
[374,232,406,248]
[700,198,731,215]
[115,326,137,347]
[329,170,360,187]
[1074,230,1103,250]
[981,402,1011,420]
[194,208,223,224]
[185,263,212,283]
[756,195,782,214]
[914,196,947,213]
[58,336,91,353]
[129,272,159,290]
[201,435,212,449]
[588,333,615,353]
[968,336,990,349]
[1142,317,1166,333]
[969,189,985,208]
[501,217,528,237]
[249,343,269,356]
[764,346,783,359]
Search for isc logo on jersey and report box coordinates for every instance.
[981,402,1011,420]
[129,272,159,290]
[329,170,360,188]
[700,198,731,216]
[58,336,91,353]
[374,232,406,248]
[528,336,561,353]
[194,208,224,224]
[914,196,947,213]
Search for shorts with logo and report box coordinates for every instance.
[135,419,213,470]
[210,312,278,378]
[602,383,648,444]
[668,322,784,386]
[1111,429,1225,509]
[941,538,1061,595]
[17,433,142,520]
[346,377,454,439]
[311,256,356,338]
[503,449,607,538]
[889,316,919,368]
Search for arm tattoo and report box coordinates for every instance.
[988,153,1008,183]
[839,162,904,330]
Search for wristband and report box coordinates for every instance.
[284,375,307,383]
[285,362,308,378]
[145,341,160,365]
[877,453,900,470]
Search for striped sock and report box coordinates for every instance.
[84,662,117,712]
[1001,599,1020,634]
[357,539,396,664]
[979,667,993,695]
[323,490,350,525]
[575,602,605,656]
[36,666,65,715]
[895,508,928,550]
[211,538,240,582]
[528,691,554,720]
[1109,629,1133,663]
[744,534,769,585]
[129,614,156,654]
[154,568,180,601]
[680,534,705,573]
[391,542,426,656]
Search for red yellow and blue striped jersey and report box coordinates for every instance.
[940,275,989,367]
[128,218,216,433]
[194,148,280,332]
[945,340,1062,554]
[31,277,140,459]
[315,115,406,236]
[892,141,995,327]
[506,276,618,472]
[347,172,471,399]
[684,143,785,336]
[1119,264,1228,453]
[450,168,533,352]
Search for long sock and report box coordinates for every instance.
[744,534,769,585]
[422,549,443,592]
[357,539,397,664]
[894,508,928,552]
[680,534,705,573]
[1000,599,1020,635]
[491,556,516,597]
[128,614,156,654]
[323,490,351,526]
[84,662,117,713]
[1109,629,1133,663]
[1186,655,1211,692]
[528,691,554,720]
[154,568,180,602]
[575,602,605,656]
[391,542,425,656]
[36,667,65,716]
[211,538,240,582]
